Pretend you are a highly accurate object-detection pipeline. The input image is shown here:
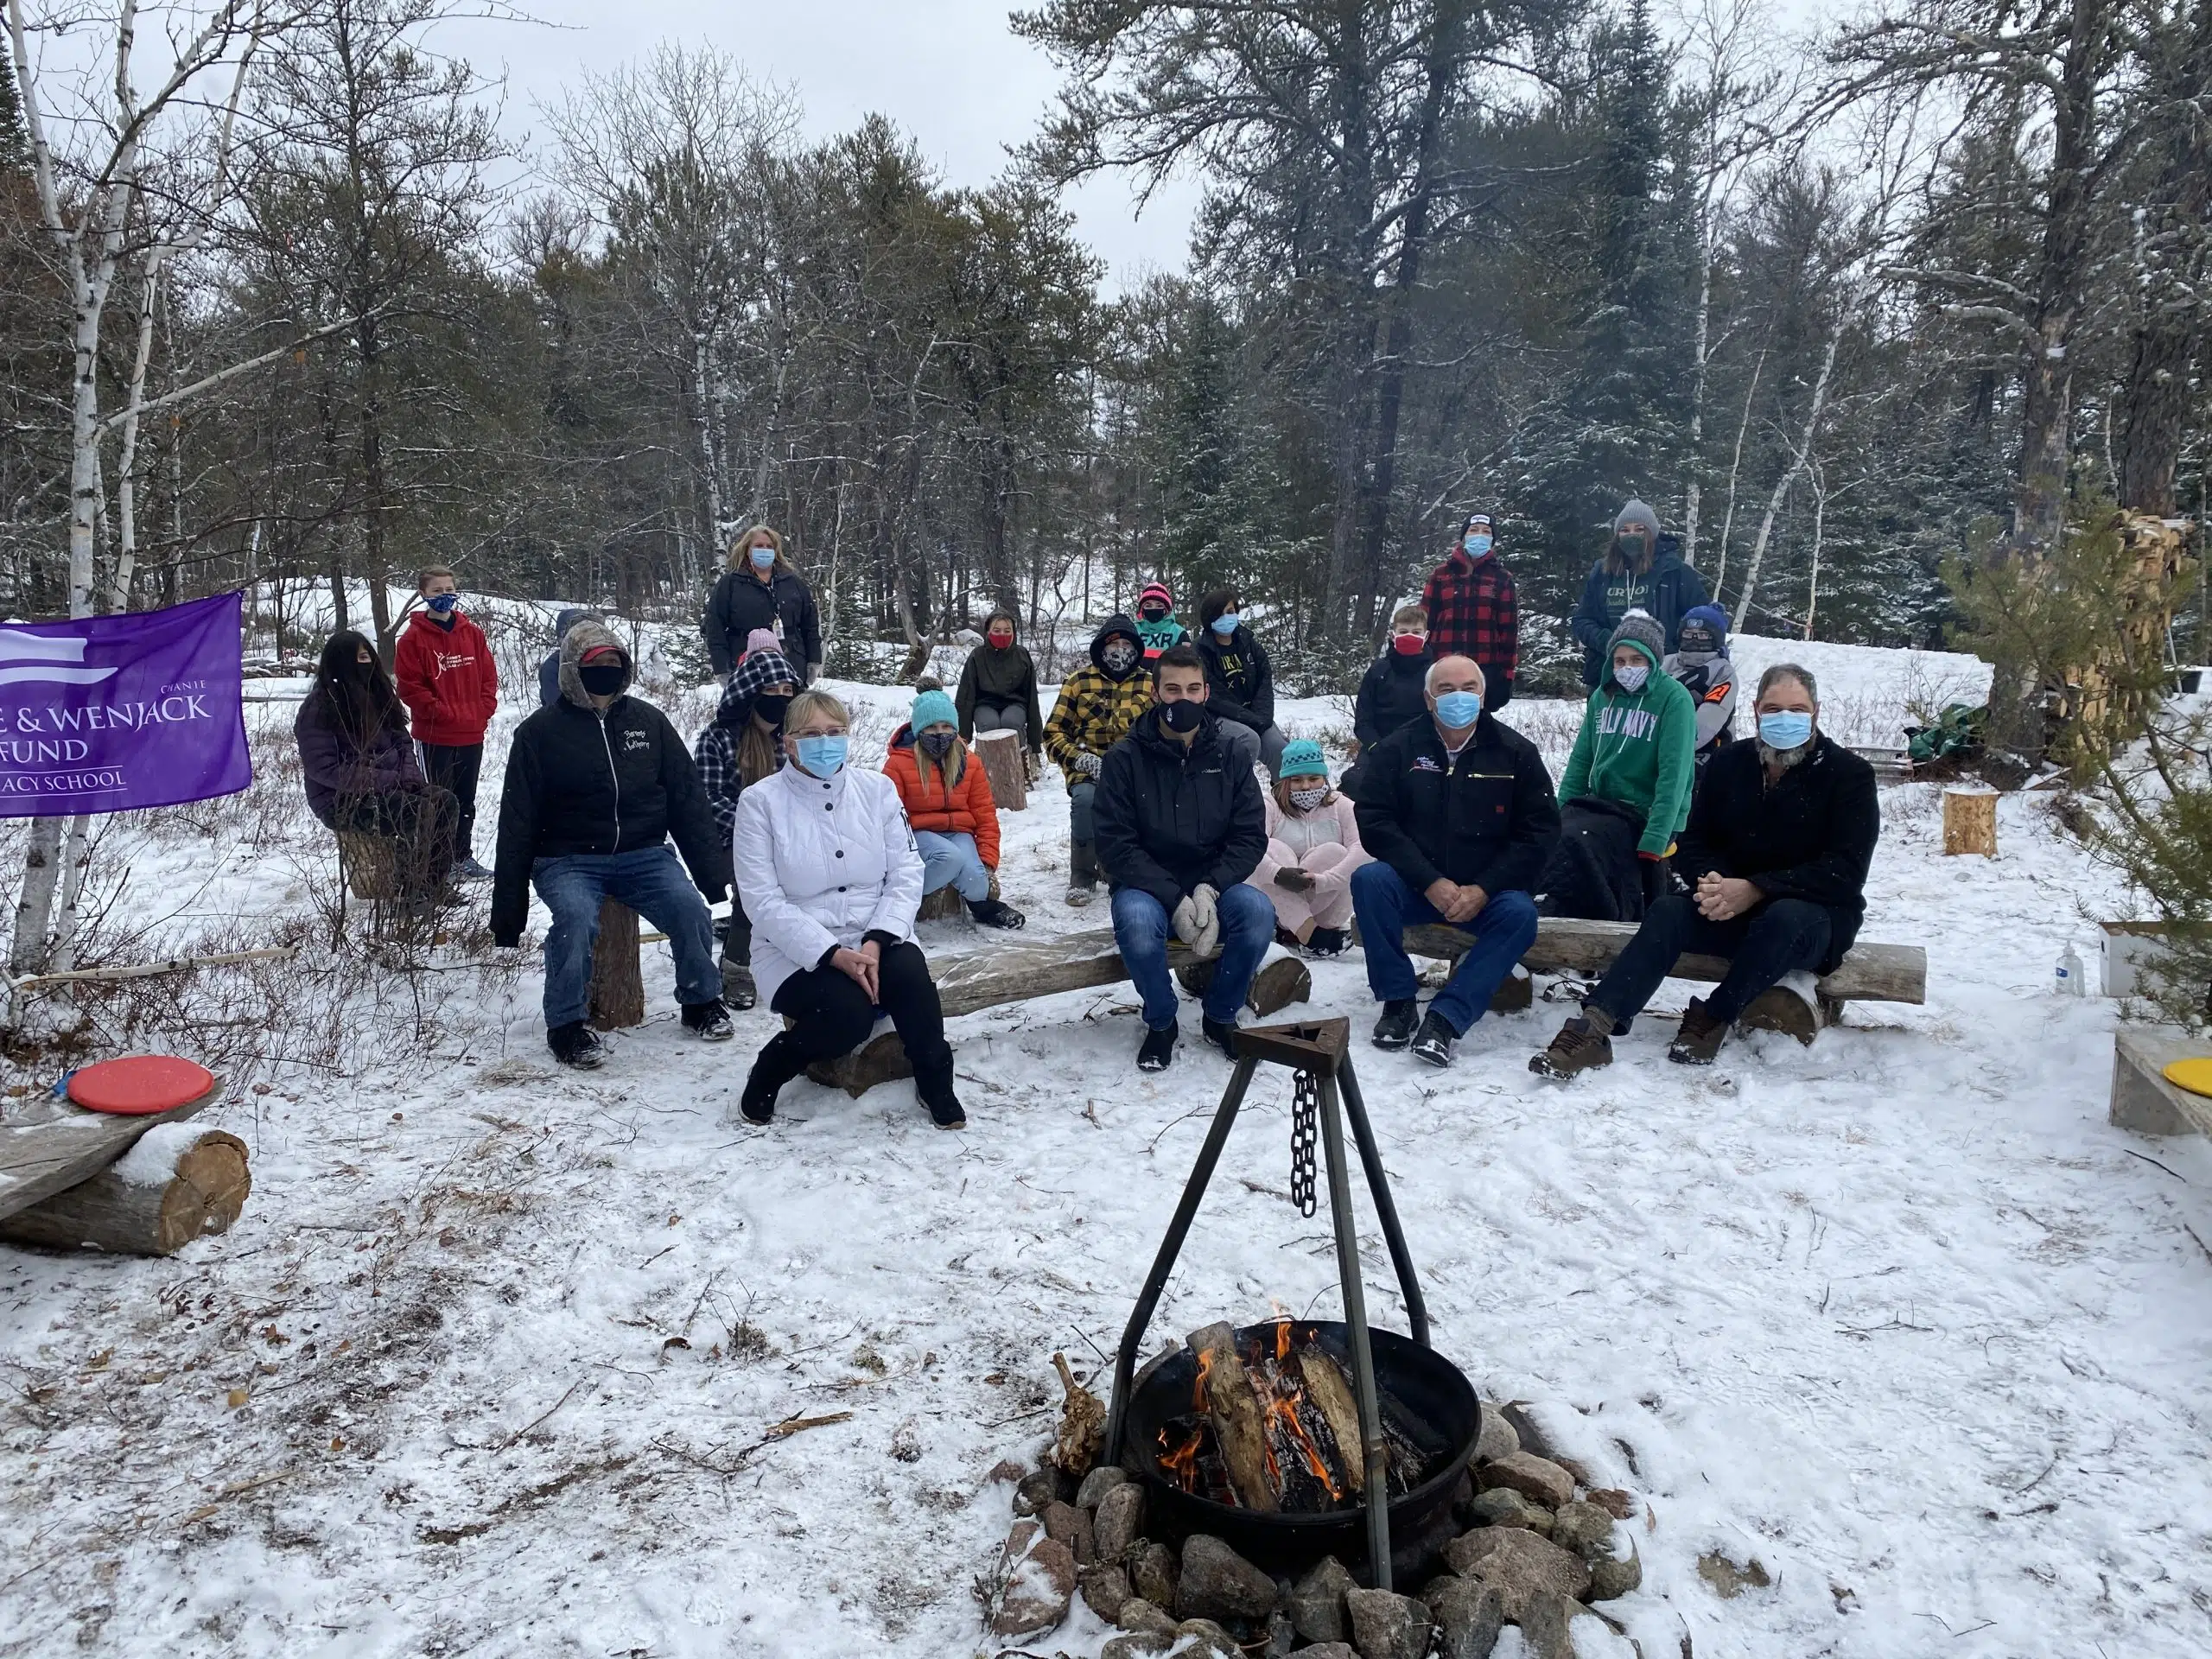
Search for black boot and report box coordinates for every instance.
[1066,838,1099,907]
[547,1020,604,1070]
[739,1033,805,1125]
[1371,999,1419,1050]
[916,1070,967,1130]
[721,960,757,1010]
[966,896,1027,930]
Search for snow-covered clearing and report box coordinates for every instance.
[3,624,2209,1659]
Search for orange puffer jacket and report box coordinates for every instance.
[882,724,1001,868]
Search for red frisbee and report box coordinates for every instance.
[67,1055,215,1116]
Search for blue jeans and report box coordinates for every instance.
[1110,882,1274,1030]
[531,845,721,1027]
[1351,863,1540,1036]
[915,830,990,902]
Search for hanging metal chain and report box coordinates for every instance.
[1288,1070,1319,1217]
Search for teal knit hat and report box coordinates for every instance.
[1279,739,1328,779]
[911,688,958,732]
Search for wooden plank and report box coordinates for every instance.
[0,1077,222,1224]
[1401,917,1927,1005]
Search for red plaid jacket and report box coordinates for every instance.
[1421,551,1518,682]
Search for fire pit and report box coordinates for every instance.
[1102,1017,1481,1588]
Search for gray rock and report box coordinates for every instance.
[1477,1451,1576,1510]
[1474,1404,1520,1465]
[1423,1574,1504,1659]
[1013,1467,1065,1516]
[1517,1590,1582,1659]
[1466,1486,1554,1535]
[1265,1605,1296,1657]
[1077,1464,1132,1510]
[1290,1554,1356,1643]
[1129,1539,1179,1609]
[984,1518,1077,1638]
[1100,1636,1173,1659]
[1297,1648,1360,1659]
[1174,1617,1244,1657]
[1176,1534,1278,1622]
[1079,1562,1132,1622]
[1495,1402,1552,1459]
[1549,1501,1616,1562]
[1345,1586,1433,1659]
[1116,1596,1178,1635]
[1441,1528,1592,1623]
[1041,1499,1095,1566]
[1588,1545,1642,1602]
[1696,1550,1770,1599]
[1093,1482,1147,1562]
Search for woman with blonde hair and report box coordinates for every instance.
[731,688,964,1129]
[702,524,822,686]
[1251,740,1368,957]
[883,687,1026,928]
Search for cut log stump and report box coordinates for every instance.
[588,899,645,1031]
[1942,786,1999,857]
[917,886,967,923]
[973,728,1028,811]
[0,1075,224,1226]
[336,831,401,901]
[1173,953,1313,1016]
[0,1128,249,1255]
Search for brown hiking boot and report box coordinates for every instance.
[1530,1014,1613,1079]
[1668,997,1728,1065]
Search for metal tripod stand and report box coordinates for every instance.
[1102,1017,1430,1590]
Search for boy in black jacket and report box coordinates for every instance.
[1094,646,1271,1071]
[493,620,734,1070]
[1351,655,1560,1065]
[1534,663,1879,1077]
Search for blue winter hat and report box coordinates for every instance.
[1279,739,1328,779]
[911,689,958,732]
[1678,604,1728,653]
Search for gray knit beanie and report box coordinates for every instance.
[1605,608,1667,672]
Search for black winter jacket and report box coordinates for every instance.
[1195,626,1275,730]
[1671,733,1878,969]
[1353,712,1560,899]
[702,565,821,679]
[1094,708,1267,913]
[1353,649,1431,751]
[491,694,730,945]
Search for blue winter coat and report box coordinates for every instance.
[1570,553,1711,687]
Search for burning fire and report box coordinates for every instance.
[1156,1320,1347,1510]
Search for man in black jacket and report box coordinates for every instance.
[1095,645,1271,1071]
[493,620,734,1070]
[1534,663,1879,1077]
[1351,655,1560,1066]
[1196,588,1286,779]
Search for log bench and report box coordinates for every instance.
[0,1074,251,1255]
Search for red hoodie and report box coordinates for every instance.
[395,609,499,746]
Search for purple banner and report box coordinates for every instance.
[0,592,250,817]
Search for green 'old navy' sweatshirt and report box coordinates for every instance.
[1558,636,1697,858]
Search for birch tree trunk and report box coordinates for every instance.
[1733,323,1843,632]
[1710,350,1764,599]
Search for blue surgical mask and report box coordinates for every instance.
[1758,711,1814,751]
[1211,613,1238,636]
[1463,533,1492,557]
[1614,663,1649,693]
[427,592,459,614]
[1433,690,1484,728]
[750,547,776,570]
[795,734,848,777]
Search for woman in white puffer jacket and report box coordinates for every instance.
[732,688,963,1129]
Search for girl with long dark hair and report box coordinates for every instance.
[295,630,458,897]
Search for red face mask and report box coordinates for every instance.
[1392,633,1427,657]
[987,627,1014,648]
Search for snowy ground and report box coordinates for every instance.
[4,626,2211,1659]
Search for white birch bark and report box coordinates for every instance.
[1711,350,1764,601]
[1733,322,1845,632]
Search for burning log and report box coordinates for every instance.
[1284,1329,1366,1497]
[1185,1321,1279,1513]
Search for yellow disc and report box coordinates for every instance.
[2164,1058,2212,1099]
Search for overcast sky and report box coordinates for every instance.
[429,0,1206,294]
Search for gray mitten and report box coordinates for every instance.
[1075,751,1104,779]
[1187,883,1221,957]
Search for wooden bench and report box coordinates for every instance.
[2109,1027,2212,1137]
[801,927,1314,1095]
[0,1073,251,1255]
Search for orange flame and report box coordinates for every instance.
[1192,1345,1214,1412]
[1274,1319,1293,1363]
[1157,1422,1205,1492]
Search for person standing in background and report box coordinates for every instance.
[1195,588,1287,779]
[956,608,1045,768]
[394,564,498,880]
[703,525,822,687]
[1133,581,1189,662]
[1421,513,1518,710]
[1570,499,1710,688]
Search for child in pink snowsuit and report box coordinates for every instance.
[1252,740,1368,957]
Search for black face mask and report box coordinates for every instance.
[1160,698,1203,733]
[579,664,627,698]
[918,730,957,761]
[751,692,791,728]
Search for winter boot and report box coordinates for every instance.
[683,999,734,1042]
[738,1033,804,1125]
[1667,997,1728,1065]
[547,1020,605,1071]
[1371,998,1420,1050]
[450,855,493,882]
[967,896,1027,930]
[1306,926,1349,959]
[1410,1009,1459,1068]
[916,1077,967,1130]
[721,961,758,1011]
[1065,838,1099,907]
[1201,1014,1240,1060]
[1137,1023,1179,1072]
[1530,1010,1615,1079]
